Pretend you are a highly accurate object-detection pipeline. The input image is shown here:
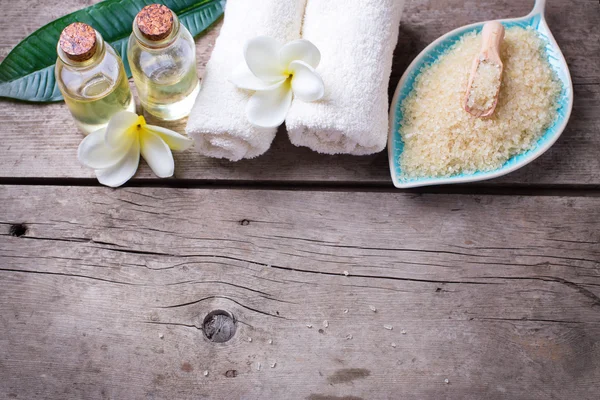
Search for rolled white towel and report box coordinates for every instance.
[285,0,405,155]
[186,0,307,161]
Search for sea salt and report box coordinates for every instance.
[399,27,562,180]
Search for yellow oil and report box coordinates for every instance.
[130,59,199,121]
[63,66,134,134]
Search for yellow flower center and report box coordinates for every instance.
[124,115,147,138]
[282,68,294,80]
[135,115,146,130]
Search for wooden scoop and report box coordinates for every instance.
[464,21,505,118]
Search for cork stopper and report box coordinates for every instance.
[59,22,97,62]
[135,4,174,41]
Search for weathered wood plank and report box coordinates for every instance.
[1,186,599,399]
[0,0,599,185]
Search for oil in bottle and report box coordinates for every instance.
[56,23,134,134]
[128,4,200,121]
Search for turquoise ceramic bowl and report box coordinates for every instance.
[388,0,573,188]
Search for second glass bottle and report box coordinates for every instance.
[128,4,200,121]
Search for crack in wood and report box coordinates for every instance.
[260,236,599,265]
[543,276,600,306]
[456,246,599,264]
[13,235,124,248]
[314,243,498,259]
[474,317,589,324]
[164,279,273,297]
[0,267,137,286]
[0,254,83,262]
[546,238,599,245]
[463,259,597,271]
[141,321,202,330]
[261,234,509,260]
[122,189,164,200]
[158,295,289,320]
[80,246,500,285]
[265,234,338,245]
[265,265,498,286]
[477,276,600,306]
[0,268,293,305]
[9,244,595,294]
[339,284,414,293]
[522,254,599,265]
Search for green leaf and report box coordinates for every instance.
[0,0,225,102]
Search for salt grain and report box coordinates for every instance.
[391,342,397,348]
[306,324,313,328]
[257,362,261,371]
[384,325,393,330]
[268,339,273,344]
[401,329,407,335]
[203,370,209,377]
[369,305,377,312]
[247,337,252,342]
[270,362,277,368]
[158,333,164,339]
[343,271,349,276]
[445,378,450,384]
[323,320,329,328]
[346,334,353,340]
[343,309,349,314]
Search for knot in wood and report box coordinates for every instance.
[202,310,236,343]
[9,223,27,237]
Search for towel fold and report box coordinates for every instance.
[285,0,404,155]
[186,0,307,161]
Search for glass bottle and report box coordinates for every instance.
[55,22,135,135]
[128,4,200,121]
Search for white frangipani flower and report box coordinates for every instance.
[78,111,193,187]
[231,36,325,128]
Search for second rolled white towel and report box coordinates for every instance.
[285,0,405,155]
[186,0,307,161]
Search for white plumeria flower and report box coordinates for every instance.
[231,36,325,128]
[77,111,193,187]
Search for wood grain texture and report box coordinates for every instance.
[0,0,599,185]
[1,186,599,399]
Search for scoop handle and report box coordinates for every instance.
[480,21,505,60]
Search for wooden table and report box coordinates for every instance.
[1,1,599,399]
